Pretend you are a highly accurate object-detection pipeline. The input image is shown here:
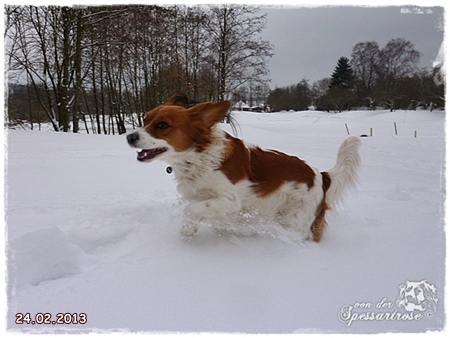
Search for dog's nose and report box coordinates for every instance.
[127,132,139,146]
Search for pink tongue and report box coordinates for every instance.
[137,148,167,161]
[137,149,152,160]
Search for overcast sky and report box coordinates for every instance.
[259,5,444,88]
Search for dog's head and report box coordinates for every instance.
[127,93,230,163]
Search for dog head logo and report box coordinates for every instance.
[396,280,438,313]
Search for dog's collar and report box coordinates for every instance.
[166,160,192,175]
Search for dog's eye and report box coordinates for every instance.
[157,121,170,129]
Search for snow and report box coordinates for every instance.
[4,109,446,333]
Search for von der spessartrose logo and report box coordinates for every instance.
[338,280,438,327]
[396,280,438,312]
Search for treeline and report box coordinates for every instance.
[267,38,445,112]
[5,4,273,133]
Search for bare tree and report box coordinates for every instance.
[5,4,274,132]
[176,6,209,102]
[378,38,421,80]
[351,41,380,98]
[205,5,273,101]
[376,38,421,110]
[6,6,62,131]
[311,78,331,106]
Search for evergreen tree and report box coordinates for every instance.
[330,57,355,89]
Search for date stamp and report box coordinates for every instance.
[15,312,87,325]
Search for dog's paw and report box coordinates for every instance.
[181,223,198,238]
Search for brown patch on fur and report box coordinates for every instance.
[249,147,316,197]
[220,134,251,183]
[142,101,230,153]
[310,172,332,242]
[144,106,195,152]
[189,102,230,152]
[219,134,316,197]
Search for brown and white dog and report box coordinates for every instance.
[127,93,361,241]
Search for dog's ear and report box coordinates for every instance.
[188,101,231,128]
[165,93,190,108]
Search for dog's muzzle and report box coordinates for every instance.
[127,132,139,146]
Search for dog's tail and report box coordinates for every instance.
[324,136,361,209]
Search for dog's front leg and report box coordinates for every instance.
[181,194,241,237]
[181,219,199,237]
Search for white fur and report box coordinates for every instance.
[326,136,362,208]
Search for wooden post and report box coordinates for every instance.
[414,130,417,138]
[345,123,350,135]
[370,127,373,137]
[394,122,398,135]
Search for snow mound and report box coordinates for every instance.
[8,227,82,288]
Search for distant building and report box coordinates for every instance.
[232,100,250,111]
[232,101,269,113]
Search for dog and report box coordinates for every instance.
[127,93,361,241]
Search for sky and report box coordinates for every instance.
[259,5,445,88]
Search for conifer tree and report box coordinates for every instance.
[330,57,355,90]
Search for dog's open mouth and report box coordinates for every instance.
[137,148,168,161]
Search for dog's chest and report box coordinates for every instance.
[175,164,233,200]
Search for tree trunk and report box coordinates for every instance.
[73,8,83,133]
[59,7,72,132]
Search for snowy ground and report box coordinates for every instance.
[4,109,446,333]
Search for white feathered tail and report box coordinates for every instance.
[325,136,361,208]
